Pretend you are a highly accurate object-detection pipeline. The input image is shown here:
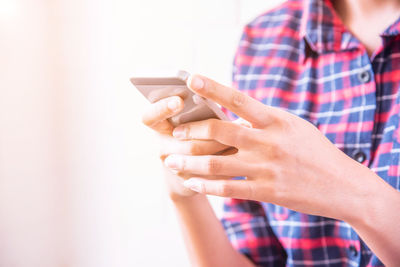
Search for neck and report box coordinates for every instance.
[333,0,400,56]
[334,0,400,21]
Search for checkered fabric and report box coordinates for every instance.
[221,0,400,266]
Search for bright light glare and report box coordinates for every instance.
[0,0,19,20]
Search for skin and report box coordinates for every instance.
[142,95,254,267]
[169,75,400,266]
[333,0,400,56]
[142,1,400,266]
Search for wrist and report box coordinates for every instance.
[340,163,392,229]
[340,167,400,266]
[169,192,196,203]
[170,192,207,205]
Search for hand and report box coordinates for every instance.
[163,74,370,220]
[141,94,230,200]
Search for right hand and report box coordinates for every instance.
[141,95,230,200]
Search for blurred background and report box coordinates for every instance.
[0,0,284,266]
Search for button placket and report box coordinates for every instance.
[351,54,375,166]
[352,150,367,163]
[358,70,371,84]
[349,245,358,258]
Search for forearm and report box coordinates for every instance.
[172,194,255,267]
[344,164,400,267]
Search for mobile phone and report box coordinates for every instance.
[130,70,229,126]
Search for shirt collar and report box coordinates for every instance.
[299,0,361,53]
[382,15,400,37]
[300,0,400,54]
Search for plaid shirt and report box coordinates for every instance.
[221,0,400,266]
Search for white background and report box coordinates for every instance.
[0,0,284,266]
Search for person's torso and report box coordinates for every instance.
[233,0,400,265]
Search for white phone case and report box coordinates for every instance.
[130,71,229,126]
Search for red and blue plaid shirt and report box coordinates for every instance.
[221,0,400,266]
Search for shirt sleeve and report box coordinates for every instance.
[220,198,286,267]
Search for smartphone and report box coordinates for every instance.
[130,70,229,126]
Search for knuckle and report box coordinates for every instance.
[231,91,247,108]
[188,143,202,155]
[204,157,221,174]
[197,182,207,194]
[183,125,191,139]
[266,165,279,180]
[272,109,294,129]
[278,116,292,130]
[270,110,282,123]
[206,119,219,138]
[267,142,283,159]
[263,166,284,199]
[262,106,281,126]
[232,128,247,147]
[217,181,233,197]
[180,157,187,172]
[256,135,284,160]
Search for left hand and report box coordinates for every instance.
[164,74,372,221]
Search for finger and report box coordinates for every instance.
[162,163,233,180]
[164,154,255,177]
[200,175,234,180]
[187,74,277,128]
[173,119,253,148]
[142,96,184,133]
[183,178,256,199]
[159,138,229,159]
[179,173,233,181]
[183,174,246,181]
[234,118,252,128]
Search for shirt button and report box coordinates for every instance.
[358,71,371,83]
[349,245,358,258]
[352,150,367,163]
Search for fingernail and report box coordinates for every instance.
[189,75,204,90]
[167,99,180,111]
[183,179,203,193]
[172,126,185,138]
[164,155,183,169]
